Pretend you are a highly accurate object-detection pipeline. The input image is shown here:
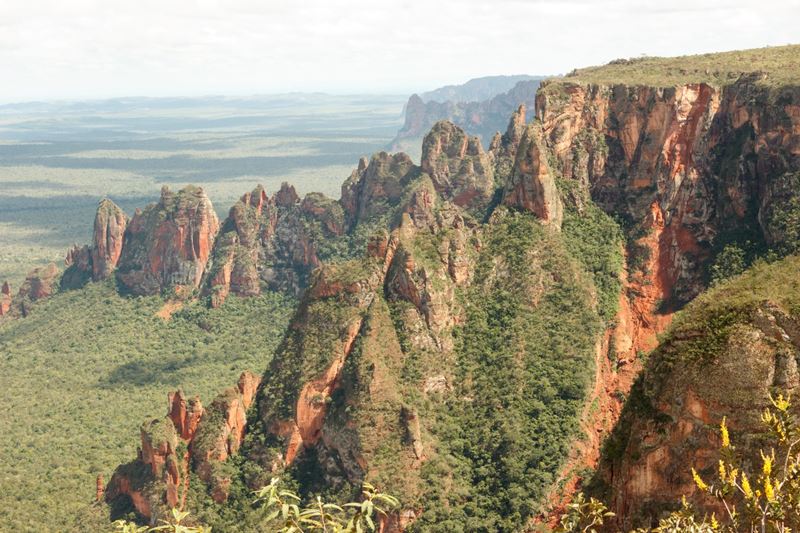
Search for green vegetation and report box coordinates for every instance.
[561,202,624,322]
[392,212,607,531]
[544,44,800,89]
[0,280,295,531]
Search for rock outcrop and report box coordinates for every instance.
[61,199,128,289]
[595,257,800,530]
[12,263,60,316]
[117,186,219,296]
[502,123,564,228]
[340,152,418,229]
[0,281,12,315]
[420,121,494,209]
[192,371,261,502]
[205,183,345,306]
[535,78,800,306]
[92,199,128,281]
[106,372,259,523]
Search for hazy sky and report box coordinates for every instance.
[1,0,799,103]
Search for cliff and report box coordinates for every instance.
[116,186,219,296]
[594,256,800,529]
[205,183,345,306]
[62,198,128,289]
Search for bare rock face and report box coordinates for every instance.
[503,104,527,152]
[206,184,344,306]
[60,199,128,289]
[340,152,417,229]
[0,281,11,315]
[13,263,60,316]
[92,199,128,281]
[274,181,300,207]
[596,264,800,530]
[61,244,92,289]
[502,124,564,229]
[106,372,259,522]
[65,244,91,272]
[116,186,219,296]
[533,80,800,305]
[191,371,261,502]
[420,121,495,209]
[167,391,203,441]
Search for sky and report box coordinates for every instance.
[1,0,799,103]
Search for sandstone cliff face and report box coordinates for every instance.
[191,372,261,502]
[12,263,60,317]
[117,186,219,296]
[502,123,564,228]
[206,183,345,306]
[92,199,128,281]
[340,152,417,229]
[420,121,495,209]
[535,80,800,306]
[106,372,259,523]
[595,257,800,530]
[62,199,128,289]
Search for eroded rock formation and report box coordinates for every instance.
[92,199,128,281]
[106,371,260,523]
[0,281,12,315]
[420,120,495,209]
[12,263,60,317]
[206,183,345,306]
[117,186,219,296]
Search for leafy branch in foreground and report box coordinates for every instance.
[253,477,400,532]
[689,393,800,533]
[110,479,398,533]
[113,508,211,532]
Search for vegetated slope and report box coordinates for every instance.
[101,100,626,531]
[0,281,294,531]
[389,78,544,158]
[559,44,800,87]
[593,255,800,530]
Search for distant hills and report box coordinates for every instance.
[389,75,547,158]
[418,74,539,103]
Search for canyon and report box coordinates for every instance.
[2,45,799,531]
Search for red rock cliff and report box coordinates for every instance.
[92,199,128,280]
[116,186,219,296]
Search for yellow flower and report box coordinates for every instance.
[741,472,753,499]
[692,468,709,491]
[761,450,774,477]
[728,467,739,486]
[765,476,776,502]
[711,513,719,529]
[719,460,726,481]
[720,417,730,448]
[771,393,791,412]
